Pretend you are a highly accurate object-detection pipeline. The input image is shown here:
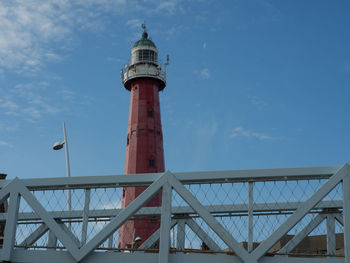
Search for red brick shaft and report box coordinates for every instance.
[118,78,165,248]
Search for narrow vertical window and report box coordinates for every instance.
[149,158,155,167]
[150,51,155,62]
[148,108,153,117]
[138,50,142,61]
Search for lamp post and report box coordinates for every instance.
[53,122,71,228]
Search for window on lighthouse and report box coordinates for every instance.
[137,50,157,63]
[149,158,155,167]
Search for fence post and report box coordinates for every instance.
[248,181,254,252]
[159,182,172,263]
[326,214,336,255]
[176,218,185,250]
[81,188,91,247]
[2,191,20,261]
[343,165,350,262]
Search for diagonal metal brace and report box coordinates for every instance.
[168,172,257,263]
[252,164,348,260]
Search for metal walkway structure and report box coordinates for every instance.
[0,164,349,263]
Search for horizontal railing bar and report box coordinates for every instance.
[174,166,340,183]
[2,249,344,263]
[13,246,344,257]
[1,200,342,221]
[0,166,341,190]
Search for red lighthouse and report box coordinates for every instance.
[118,25,167,248]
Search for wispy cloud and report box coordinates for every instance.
[104,57,123,63]
[0,83,60,120]
[1,1,68,72]
[0,141,12,147]
[58,89,75,101]
[230,127,277,141]
[195,68,211,79]
[102,200,121,210]
[195,11,208,22]
[249,95,268,110]
[155,0,184,15]
[126,19,142,29]
[163,24,190,40]
[0,0,186,74]
[14,83,59,115]
[0,0,127,73]
[0,121,19,132]
[0,97,19,113]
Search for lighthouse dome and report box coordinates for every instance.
[131,25,158,65]
[133,31,157,48]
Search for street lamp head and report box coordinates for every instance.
[53,141,65,150]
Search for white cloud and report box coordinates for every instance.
[0,83,60,120]
[45,52,62,62]
[102,200,121,210]
[202,42,207,49]
[59,89,75,101]
[199,68,210,79]
[0,0,128,73]
[230,127,275,141]
[104,57,123,63]
[0,121,19,132]
[0,141,12,147]
[155,0,183,15]
[195,11,208,22]
[164,26,182,40]
[126,19,142,29]
[0,0,186,74]
[0,97,19,113]
[250,95,268,109]
[0,1,70,72]
[22,107,42,119]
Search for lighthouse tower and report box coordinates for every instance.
[118,25,167,248]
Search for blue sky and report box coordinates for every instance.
[0,0,349,179]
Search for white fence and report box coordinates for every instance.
[0,164,349,263]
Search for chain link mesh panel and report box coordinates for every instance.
[4,172,345,258]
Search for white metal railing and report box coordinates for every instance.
[0,164,348,263]
[122,63,166,88]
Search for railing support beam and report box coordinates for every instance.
[176,219,185,250]
[327,214,336,255]
[81,188,91,247]
[2,191,20,261]
[343,166,350,263]
[48,230,58,249]
[159,182,172,263]
[248,181,254,252]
